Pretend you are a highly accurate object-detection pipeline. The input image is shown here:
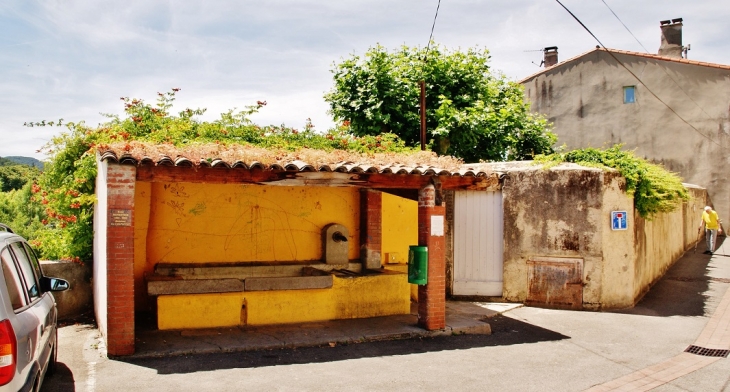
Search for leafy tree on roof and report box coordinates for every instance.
[324,43,557,162]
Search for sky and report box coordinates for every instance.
[1,0,728,160]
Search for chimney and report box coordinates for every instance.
[658,18,683,58]
[543,47,558,68]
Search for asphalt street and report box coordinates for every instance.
[40,238,730,392]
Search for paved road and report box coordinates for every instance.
[41,239,730,392]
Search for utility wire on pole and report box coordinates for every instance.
[420,0,441,150]
[554,0,722,149]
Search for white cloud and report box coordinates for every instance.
[0,0,728,159]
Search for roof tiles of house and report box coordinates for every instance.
[97,142,495,177]
[519,47,730,83]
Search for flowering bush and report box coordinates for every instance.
[27,89,418,262]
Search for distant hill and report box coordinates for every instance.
[0,156,43,169]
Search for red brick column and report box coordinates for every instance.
[360,189,382,270]
[105,164,136,356]
[418,184,446,330]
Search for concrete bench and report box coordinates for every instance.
[146,262,362,296]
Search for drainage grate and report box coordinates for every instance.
[685,345,730,358]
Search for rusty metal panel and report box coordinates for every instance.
[526,257,583,310]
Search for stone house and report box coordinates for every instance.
[519,19,730,221]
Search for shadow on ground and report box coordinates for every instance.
[616,236,729,318]
[39,363,75,392]
[119,315,568,375]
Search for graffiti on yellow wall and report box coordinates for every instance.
[142,183,360,264]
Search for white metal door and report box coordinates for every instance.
[453,190,504,296]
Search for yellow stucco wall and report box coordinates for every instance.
[381,193,418,264]
[631,186,707,304]
[134,182,152,310]
[136,184,416,326]
[381,193,418,300]
[143,183,360,264]
[156,273,410,330]
[598,174,635,309]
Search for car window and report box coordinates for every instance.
[9,242,40,301]
[0,246,27,310]
[22,242,43,281]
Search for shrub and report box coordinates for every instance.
[535,145,689,219]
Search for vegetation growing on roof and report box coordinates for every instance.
[535,145,689,219]
[22,89,423,262]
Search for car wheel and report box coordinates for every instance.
[32,373,41,392]
[46,329,58,376]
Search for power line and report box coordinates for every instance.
[600,1,718,126]
[426,0,441,52]
[600,0,649,53]
[554,0,722,149]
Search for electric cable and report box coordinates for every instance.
[600,1,717,124]
[601,0,649,53]
[426,0,442,53]
[555,0,722,149]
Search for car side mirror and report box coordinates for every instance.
[41,277,70,292]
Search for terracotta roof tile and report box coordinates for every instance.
[519,47,730,83]
[97,142,495,177]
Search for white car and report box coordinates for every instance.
[0,224,69,392]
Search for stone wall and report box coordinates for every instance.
[493,162,706,310]
[40,260,92,320]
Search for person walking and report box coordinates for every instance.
[699,206,723,254]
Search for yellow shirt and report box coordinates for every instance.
[702,210,720,230]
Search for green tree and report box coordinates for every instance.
[0,183,46,242]
[324,43,556,162]
[0,164,40,192]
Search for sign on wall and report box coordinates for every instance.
[611,211,628,231]
[110,209,132,227]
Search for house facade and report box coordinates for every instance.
[520,20,730,221]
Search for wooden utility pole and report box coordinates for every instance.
[420,80,426,150]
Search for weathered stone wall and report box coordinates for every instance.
[501,164,609,304]
[598,171,635,309]
[41,260,92,320]
[631,185,707,303]
[497,162,706,310]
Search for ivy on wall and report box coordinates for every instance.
[535,145,689,219]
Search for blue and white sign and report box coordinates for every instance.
[611,211,628,231]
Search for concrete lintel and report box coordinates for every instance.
[147,278,244,296]
[154,262,362,279]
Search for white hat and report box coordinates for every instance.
[705,206,712,211]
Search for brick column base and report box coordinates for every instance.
[105,164,136,356]
[360,189,382,270]
[417,184,446,330]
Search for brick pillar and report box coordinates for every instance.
[105,164,136,356]
[418,184,446,330]
[360,189,382,270]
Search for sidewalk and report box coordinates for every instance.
[584,236,730,391]
[44,237,730,391]
[130,301,520,358]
